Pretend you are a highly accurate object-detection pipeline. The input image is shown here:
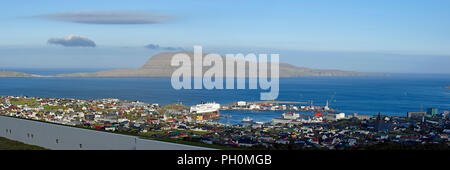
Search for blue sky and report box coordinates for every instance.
[1,0,450,73]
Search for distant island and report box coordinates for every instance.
[1,51,381,78]
[0,71,39,77]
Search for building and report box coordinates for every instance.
[324,113,346,121]
[347,113,371,120]
[237,101,247,106]
[271,118,301,125]
[427,108,438,115]
[407,112,427,118]
[442,110,450,119]
[336,113,346,119]
[249,104,260,110]
[374,113,388,132]
[84,114,95,121]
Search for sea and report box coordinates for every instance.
[1,68,449,124]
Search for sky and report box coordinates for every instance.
[1,0,450,73]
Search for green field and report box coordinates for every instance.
[9,98,40,106]
[0,137,47,150]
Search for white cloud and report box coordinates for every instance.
[37,11,174,24]
[48,35,96,47]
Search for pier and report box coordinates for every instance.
[222,100,338,113]
[224,101,310,107]
[253,101,310,105]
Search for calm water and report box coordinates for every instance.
[1,69,449,124]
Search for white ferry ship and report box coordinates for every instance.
[282,112,300,119]
[190,102,221,114]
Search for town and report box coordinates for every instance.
[1,96,449,150]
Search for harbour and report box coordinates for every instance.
[1,94,449,150]
[2,73,448,117]
[187,99,337,125]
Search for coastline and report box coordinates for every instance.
[1,95,449,150]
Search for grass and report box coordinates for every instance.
[43,105,67,110]
[9,98,40,106]
[0,137,47,150]
[162,104,190,110]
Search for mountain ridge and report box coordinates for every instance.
[1,51,381,77]
[55,51,377,77]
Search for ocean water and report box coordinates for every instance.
[0,69,449,123]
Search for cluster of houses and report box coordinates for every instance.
[189,111,450,149]
[0,96,217,133]
[224,101,335,112]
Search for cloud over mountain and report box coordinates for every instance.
[145,44,183,51]
[48,35,96,47]
[37,11,173,24]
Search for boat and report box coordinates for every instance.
[282,112,300,119]
[190,102,221,114]
[241,117,254,123]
